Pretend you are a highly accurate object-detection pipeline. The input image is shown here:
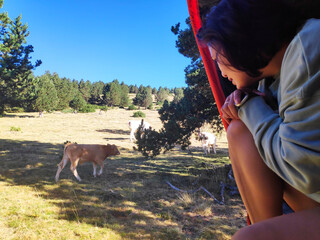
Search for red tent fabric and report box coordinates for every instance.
[187,0,229,131]
[187,0,252,225]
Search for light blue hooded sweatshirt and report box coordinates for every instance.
[238,19,320,203]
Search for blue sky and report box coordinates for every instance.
[2,0,191,89]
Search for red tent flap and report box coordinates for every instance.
[187,0,229,130]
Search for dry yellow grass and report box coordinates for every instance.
[0,109,162,148]
[0,108,228,149]
[0,109,245,240]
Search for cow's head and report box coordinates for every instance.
[199,133,208,141]
[106,144,120,156]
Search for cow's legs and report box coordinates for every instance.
[55,154,69,182]
[98,162,104,176]
[70,159,81,181]
[93,163,97,177]
[202,144,206,154]
[203,144,209,155]
[130,131,136,142]
[213,143,217,154]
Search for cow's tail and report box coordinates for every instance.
[62,142,73,164]
[55,143,73,182]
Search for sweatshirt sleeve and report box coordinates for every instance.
[238,19,320,202]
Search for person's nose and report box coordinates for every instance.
[221,72,228,78]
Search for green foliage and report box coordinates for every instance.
[128,104,137,110]
[96,105,108,111]
[152,87,157,94]
[103,79,125,107]
[155,87,169,103]
[32,74,59,112]
[133,86,153,109]
[173,88,184,104]
[129,84,138,93]
[52,74,76,110]
[135,128,163,158]
[78,103,96,113]
[89,81,104,104]
[156,101,163,107]
[119,83,130,107]
[171,20,199,63]
[0,8,41,114]
[79,79,92,102]
[61,108,74,113]
[10,126,21,131]
[4,106,24,113]
[70,93,86,111]
[132,111,145,118]
[147,103,153,110]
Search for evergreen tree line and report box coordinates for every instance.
[0,1,184,115]
[27,72,185,113]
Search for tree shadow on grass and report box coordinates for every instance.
[96,129,130,135]
[97,128,131,141]
[104,137,129,141]
[2,114,37,118]
[0,139,244,239]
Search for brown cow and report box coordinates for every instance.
[55,143,120,182]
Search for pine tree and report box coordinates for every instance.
[103,80,121,107]
[152,87,157,95]
[155,87,168,103]
[120,83,129,108]
[70,93,86,111]
[79,79,91,102]
[89,81,104,104]
[0,2,41,114]
[133,86,153,109]
[33,74,58,112]
[49,72,73,110]
[173,88,184,104]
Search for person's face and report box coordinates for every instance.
[209,47,260,89]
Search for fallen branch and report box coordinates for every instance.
[219,181,225,203]
[228,169,235,181]
[165,180,224,205]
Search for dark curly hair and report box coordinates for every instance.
[197,0,304,77]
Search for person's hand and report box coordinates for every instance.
[221,90,242,124]
[221,88,265,124]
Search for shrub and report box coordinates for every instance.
[10,126,21,132]
[132,111,146,118]
[79,104,96,113]
[4,106,25,113]
[10,107,25,113]
[156,101,163,107]
[128,105,137,110]
[147,103,153,110]
[61,108,74,113]
[98,105,108,111]
[135,128,163,158]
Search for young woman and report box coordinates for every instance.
[197,0,320,239]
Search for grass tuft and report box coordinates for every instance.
[10,126,21,132]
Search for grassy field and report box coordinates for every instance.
[0,109,246,240]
